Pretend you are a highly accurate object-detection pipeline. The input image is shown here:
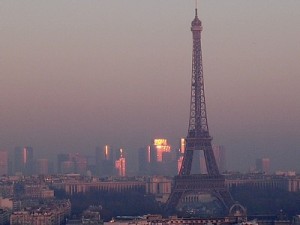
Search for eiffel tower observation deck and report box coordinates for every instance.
[165,5,235,217]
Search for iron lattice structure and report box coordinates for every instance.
[165,9,234,215]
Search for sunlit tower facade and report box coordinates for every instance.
[115,149,126,177]
[149,139,177,176]
[153,139,171,162]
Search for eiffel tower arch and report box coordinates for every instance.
[165,7,235,217]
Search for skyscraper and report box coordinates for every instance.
[213,145,226,172]
[138,146,151,175]
[150,139,177,176]
[36,159,49,175]
[0,150,8,175]
[14,147,34,175]
[256,158,270,174]
[57,153,69,174]
[95,145,114,176]
[57,153,87,175]
[153,139,171,162]
[115,149,126,177]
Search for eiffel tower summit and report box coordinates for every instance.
[165,5,236,217]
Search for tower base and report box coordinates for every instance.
[165,174,234,217]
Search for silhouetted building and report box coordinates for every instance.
[57,153,87,175]
[213,145,227,172]
[256,158,270,174]
[36,158,49,175]
[57,153,69,174]
[0,150,8,175]
[138,146,151,175]
[61,160,75,174]
[95,145,114,176]
[14,146,34,175]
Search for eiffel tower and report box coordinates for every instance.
[165,6,234,216]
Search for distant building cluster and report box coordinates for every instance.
[0,138,228,178]
[1,139,300,224]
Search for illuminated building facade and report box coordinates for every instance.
[150,139,177,176]
[153,139,171,162]
[180,138,186,154]
[115,149,126,177]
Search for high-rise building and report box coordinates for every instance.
[57,153,69,173]
[153,139,171,162]
[256,158,270,174]
[71,153,88,175]
[14,147,34,175]
[115,149,126,177]
[95,145,114,176]
[57,153,87,175]
[61,160,75,174]
[36,159,49,175]
[138,146,151,175]
[199,151,207,174]
[150,139,177,176]
[180,138,186,154]
[213,145,227,172]
[0,150,8,175]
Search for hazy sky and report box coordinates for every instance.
[1,0,300,172]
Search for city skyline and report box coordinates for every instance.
[1,1,300,172]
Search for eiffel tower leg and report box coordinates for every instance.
[165,190,183,214]
[179,150,193,176]
[203,145,220,176]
